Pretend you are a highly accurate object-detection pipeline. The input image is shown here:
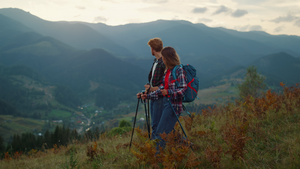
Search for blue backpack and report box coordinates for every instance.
[172,64,200,102]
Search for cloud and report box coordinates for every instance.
[192,7,207,13]
[100,0,111,1]
[272,14,297,23]
[232,0,267,4]
[212,6,248,18]
[94,16,107,23]
[213,5,230,15]
[231,9,248,17]
[142,0,168,3]
[295,19,300,27]
[197,18,212,23]
[238,25,263,32]
[272,13,300,27]
[76,6,85,10]
[249,25,263,31]
[274,26,284,33]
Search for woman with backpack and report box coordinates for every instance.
[141,46,187,149]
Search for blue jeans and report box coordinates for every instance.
[150,98,164,139]
[153,97,178,149]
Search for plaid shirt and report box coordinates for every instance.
[148,58,165,87]
[148,66,187,115]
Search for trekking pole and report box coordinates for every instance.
[167,97,187,138]
[143,98,151,139]
[145,85,151,139]
[167,97,194,150]
[129,98,140,150]
[183,105,191,118]
[147,99,151,136]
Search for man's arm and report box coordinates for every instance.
[144,84,159,93]
[150,86,159,92]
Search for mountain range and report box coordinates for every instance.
[0,7,300,116]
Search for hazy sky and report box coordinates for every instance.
[1,0,300,36]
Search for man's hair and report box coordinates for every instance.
[161,46,181,70]
[148,38,163,52]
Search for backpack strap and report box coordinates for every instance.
[171,64,183,86]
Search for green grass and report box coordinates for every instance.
[196,83,239,105]
[48,109,72,119]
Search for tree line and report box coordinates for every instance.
[0,125,103,159]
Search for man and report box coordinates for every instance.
[137,37,165,139]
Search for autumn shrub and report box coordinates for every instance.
[87,141,103,161]
[131,125,201,168]
[130,84,299,168]
[4,152,11,161]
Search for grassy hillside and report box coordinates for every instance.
[0,115,47,142]
[1,84,299,168]
[195,83,239,105]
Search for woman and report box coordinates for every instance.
[141,46,187,149]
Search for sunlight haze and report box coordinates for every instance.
[1,0,300,36]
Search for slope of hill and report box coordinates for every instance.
[0,14,31,32]
[252,52,300,85]
[0,14,77,71]
[0,64,76,117]
[0,8,136,58]
[217,28,300,57]
[0,14,32,49]
[48,48,147,109]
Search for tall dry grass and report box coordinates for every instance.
[1,84,299,168]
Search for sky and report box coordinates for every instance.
[1,0,300,36]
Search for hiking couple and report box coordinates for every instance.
[137,38,187,148]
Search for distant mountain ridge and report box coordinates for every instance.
[85,19,300,63]
[1,8,300,62]
[0,7,299,97]
[0,8,136,58]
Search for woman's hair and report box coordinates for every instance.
[148,38,163,52]
[161,46,181,70]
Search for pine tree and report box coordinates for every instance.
[52,126,62,146]
[43,130,52,148]
[0,135,5,153]
[238,66,266,99]
[11,134,22,152]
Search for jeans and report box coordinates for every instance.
[153,97,178,149]
[150,98,164,139]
